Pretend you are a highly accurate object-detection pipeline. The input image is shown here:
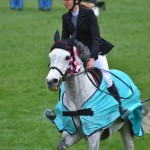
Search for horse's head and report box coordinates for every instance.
[46,30,86,91]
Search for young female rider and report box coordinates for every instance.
[45,0,129,120]
[61,0,130,119]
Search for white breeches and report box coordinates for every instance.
[94,55,113,88]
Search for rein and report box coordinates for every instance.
[86,68,134,100]
[62,66,86,81]
[51,64,134,100]
[142,99,150,103]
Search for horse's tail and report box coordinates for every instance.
[142,99,150,133]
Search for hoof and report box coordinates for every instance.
[57,139,66,150]
[44,109,56,121]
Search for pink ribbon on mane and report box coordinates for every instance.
[66,46,82,75]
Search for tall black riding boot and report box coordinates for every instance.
[107,83,130,120]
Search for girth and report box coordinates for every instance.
[62,108,94,116]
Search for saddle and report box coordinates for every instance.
[88,68,103,87]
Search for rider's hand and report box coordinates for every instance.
[86,58,95,69]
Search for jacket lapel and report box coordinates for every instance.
[76,6,85,29]
[66,6,85,30]
[66,12,76,30]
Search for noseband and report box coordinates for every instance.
[49,65,86,82]
[50,66,65,77]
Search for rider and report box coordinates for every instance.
[45,0,130,120]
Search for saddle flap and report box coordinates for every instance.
[88,68,102,87]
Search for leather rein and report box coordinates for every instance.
[49,65,134,100]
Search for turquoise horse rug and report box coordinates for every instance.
[51,69,143,137]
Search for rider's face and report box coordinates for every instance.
[63,0,78,10]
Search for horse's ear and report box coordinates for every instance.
[69,31,77,44]
[54,30,60,42]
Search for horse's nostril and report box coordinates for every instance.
[46,78,59,89]
[52,79,58,84]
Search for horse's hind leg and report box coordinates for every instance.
[57,131,81,150]
[119,121,134,150]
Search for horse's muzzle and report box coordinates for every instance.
[46,78,59,91]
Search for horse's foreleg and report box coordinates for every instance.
[87,130,103,150]
[57,131,82,150]
[119,121,134,150]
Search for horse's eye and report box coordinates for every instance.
[65,56,70,60]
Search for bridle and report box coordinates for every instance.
[49,65,86,82]
[50,66,65,77]
[50,39,83,81]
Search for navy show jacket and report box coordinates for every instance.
[62,6,114,59]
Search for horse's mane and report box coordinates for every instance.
[75,40,90,67]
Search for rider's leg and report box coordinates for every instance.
[94,55,130,119]
[107,83,130,119]
[94,55,113,88]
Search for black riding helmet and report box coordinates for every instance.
[70,0,82,11]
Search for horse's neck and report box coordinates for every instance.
[64,68,96,110]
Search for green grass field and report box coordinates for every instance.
[0,0,150,149]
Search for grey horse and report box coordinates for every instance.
[45,31,150,150]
